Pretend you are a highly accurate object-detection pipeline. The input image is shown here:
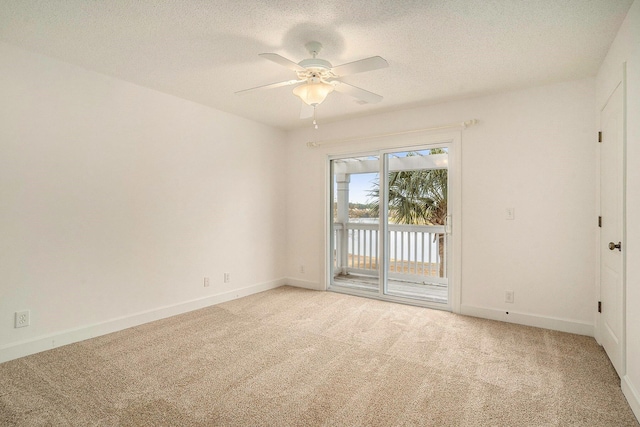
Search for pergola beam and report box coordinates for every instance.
[333,154,447,175]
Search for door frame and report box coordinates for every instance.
[323,131,462,313]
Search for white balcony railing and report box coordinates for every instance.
[333,222,447,285]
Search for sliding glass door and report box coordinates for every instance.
[329,144,451,308]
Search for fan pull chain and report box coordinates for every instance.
[313,106,318,129]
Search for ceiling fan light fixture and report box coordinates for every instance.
[293,81,335,106]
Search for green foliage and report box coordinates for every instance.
[368,149,447,225]
[348,203,374,210]
[333,202,376,219]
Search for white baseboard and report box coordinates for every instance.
[280,287,594,336]
[285,278,325,291]
[623,375,640,423]
[459,304,594,336]
[0,278,286,364]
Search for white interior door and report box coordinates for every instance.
[599,83,625,376]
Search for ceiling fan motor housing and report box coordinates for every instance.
[298,58,332,70]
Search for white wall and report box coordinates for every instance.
[0,42,287,362]
[597,0,640,420]
[286,78,596,335]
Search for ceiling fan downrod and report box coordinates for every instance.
[305,41,322,58]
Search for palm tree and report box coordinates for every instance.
[368,149,448,276]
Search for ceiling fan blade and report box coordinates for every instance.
[259,53,307,72]
[332,81,383,104]
[235,79,304,95]
[331,56,388,76]
[300,104,314,119]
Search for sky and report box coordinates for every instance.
[348,172,378,204]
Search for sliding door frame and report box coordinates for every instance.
[324,131,462,313]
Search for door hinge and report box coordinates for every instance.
[598,216,602,227]
[598,301,602,313]
[598,131,602,143]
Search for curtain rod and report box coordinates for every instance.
[306,119,478,148]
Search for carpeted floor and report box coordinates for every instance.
[1,286,638,426]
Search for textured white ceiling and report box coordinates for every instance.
[0,0,633,130]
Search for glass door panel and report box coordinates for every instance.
[330,155,380,292]
[384,148,449,303]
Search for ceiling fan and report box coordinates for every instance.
[236,41,388,122]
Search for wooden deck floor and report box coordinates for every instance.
[332,273,448,304]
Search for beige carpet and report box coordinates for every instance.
[1,286,638,426]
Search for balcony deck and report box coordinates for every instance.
[333,273,448,304]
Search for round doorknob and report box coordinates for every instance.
[608,241,622,251]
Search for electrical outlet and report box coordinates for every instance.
[224,272,230,283]
[15,310,30,328]
[204,277,210,287]
[505,290,514,304]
